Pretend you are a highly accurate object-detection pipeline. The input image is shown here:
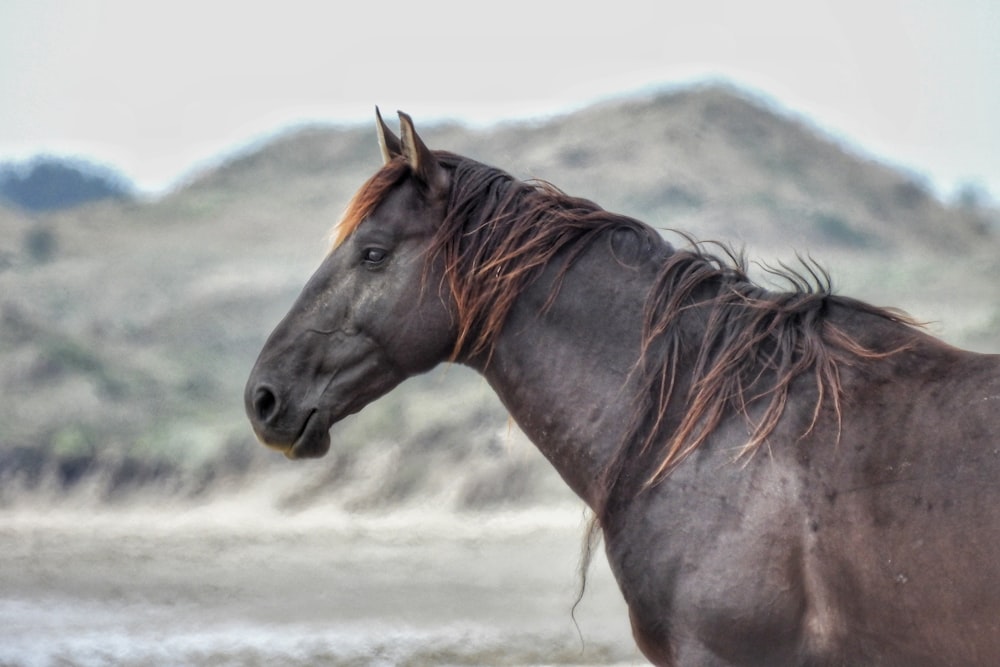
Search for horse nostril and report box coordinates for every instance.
[252,385,280,425]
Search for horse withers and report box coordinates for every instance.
[246,110,1000,666]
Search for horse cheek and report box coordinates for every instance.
[382,283,455,374]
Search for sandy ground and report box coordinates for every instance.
[0,495,645,666]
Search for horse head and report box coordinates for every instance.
[244,111,456,459]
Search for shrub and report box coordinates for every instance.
[24,226,57,262]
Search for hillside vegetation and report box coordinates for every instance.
[1,84,998,508]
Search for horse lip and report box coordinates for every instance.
[285,409,332,460]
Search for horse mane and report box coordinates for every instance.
[333,153,915,510]
[617,245,913,494]
[427,154,660,361]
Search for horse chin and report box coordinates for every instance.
[285,410,333,460]
[286,432,331,459]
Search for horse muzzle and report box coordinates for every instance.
[245,383,332,459]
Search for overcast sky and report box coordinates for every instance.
[1,0,997,200]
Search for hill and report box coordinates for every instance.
[1,84,998,507]
[0,156,134,212]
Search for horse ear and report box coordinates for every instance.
[398,111,448,192]
[375,107,402,164]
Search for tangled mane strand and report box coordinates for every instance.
[601,242,917,506]
[425,154,655,361]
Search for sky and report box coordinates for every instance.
[1,0,997,201]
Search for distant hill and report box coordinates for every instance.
[0,156,134,212]
[1,83,997,506]
[181,84,996,256]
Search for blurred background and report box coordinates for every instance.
[1,1,998,665]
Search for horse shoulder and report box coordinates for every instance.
[605,317,1000,665]
[604,426,822,664]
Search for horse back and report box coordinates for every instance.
[801,338,1000,662]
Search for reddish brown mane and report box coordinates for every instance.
[333,153,655,360]
[621,247,913,492]
[334,153,915,507]
[427,155,657,361]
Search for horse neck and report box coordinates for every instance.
[466,236,662,509]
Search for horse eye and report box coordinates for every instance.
[362,247,388,266]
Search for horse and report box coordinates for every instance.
[245,110,1000,666]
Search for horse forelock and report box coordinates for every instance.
[329,159,411,250]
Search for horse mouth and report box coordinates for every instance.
[271,410,332,460]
